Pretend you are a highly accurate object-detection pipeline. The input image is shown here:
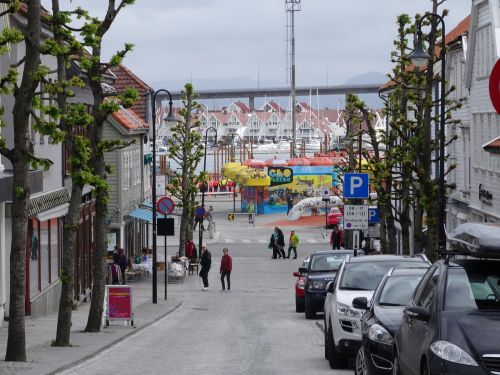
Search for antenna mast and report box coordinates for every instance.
[285,0,301,157]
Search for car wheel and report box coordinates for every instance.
[327,323,348,369]
[355,347,367,375]
[295,295,305,313]
[304,297,316,319]
[420,359,430,375]
[392,354,401,375]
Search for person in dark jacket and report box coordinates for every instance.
[269,227,280,259]
[220,248,232,291]
[330,224,344,250]
[114,247,128,284]
[275,227,286,259]
[199,244,212,290]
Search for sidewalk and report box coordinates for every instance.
[0,271,200,375]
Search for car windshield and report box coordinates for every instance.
[445,267,500,311]
[340,261,427,291]
[378,274,424,306]
[310,254,346,272]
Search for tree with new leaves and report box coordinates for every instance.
[0,0,67,361]
[344,93,398,254]
[382,0,461,255]
[71,0,138,332]
[167,84,205,256]
[43,0,95,346]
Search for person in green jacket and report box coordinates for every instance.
[287,229,300,259]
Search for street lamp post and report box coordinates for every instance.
[409,13,447,253]
[231,132,244,214]
[199,127,217,258]
[150,89,176,304]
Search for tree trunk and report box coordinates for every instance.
[55,183,82,346]
[85,105,108,332]
[5,0,41,362]
[85,180,108,332]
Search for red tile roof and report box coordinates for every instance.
[380,15,470,92]
[111,106,149,132]
[234,101,251,113]
[110,65,153,123]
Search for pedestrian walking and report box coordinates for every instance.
[268,227,284,259]
[330,224,344,250]
[199,244,212,290]
[193,205,206,230]
[273,227,286,259]
[220,248,232,291]
[287,229,300,259]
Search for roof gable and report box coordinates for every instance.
[110,65,153,123]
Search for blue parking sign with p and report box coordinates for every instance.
[344,173,369,199]
[368,207,379,223]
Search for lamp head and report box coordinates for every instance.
[163,106,178,122]
[409,31,431,68]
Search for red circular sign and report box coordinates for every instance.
[157,196,175,215]
[489,59,500,114]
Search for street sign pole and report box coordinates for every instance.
[164,214,168,301]
[353,230,360,250]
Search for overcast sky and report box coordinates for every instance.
[45,0,472,89]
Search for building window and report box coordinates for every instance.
[28,217,62,299]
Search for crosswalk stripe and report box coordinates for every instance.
[307,239,317,243]
[224,239,235,243]
[257,239,267,243]
[241,239,251,243]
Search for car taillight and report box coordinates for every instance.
[298,278,305,289]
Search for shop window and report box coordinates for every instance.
[40,220,50,291]
[50,218,59,282]
[29,220,40,297]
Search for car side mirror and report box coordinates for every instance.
[326,281,335,293]
[352,297,368,310]
[298,267,307,274]
[406,306,430,322]
[293,271,299,277]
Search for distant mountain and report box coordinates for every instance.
[152,72,386,110]
[344,71,388,85]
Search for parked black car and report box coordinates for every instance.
[393,223,500,375]
[353,267,428,375]
[302,249,362,319]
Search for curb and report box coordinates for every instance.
[48,300,184,375]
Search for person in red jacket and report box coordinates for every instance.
[220,247,232,291]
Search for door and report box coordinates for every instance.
[399,266,440,375]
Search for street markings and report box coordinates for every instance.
[219,238,327,244]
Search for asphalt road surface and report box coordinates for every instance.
[61,241,354,375]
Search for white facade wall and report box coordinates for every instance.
[448,0,500,232]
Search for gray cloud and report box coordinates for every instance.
[43,0,471,87]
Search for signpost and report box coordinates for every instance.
[343,173,370,199]
[343,173,370,249]
[157,215,175,301]
[155,175,166,198]
[368,207,380,223]
[157,196,175,215]
[344,205,369,230]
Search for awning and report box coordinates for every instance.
[126,207,153,223]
